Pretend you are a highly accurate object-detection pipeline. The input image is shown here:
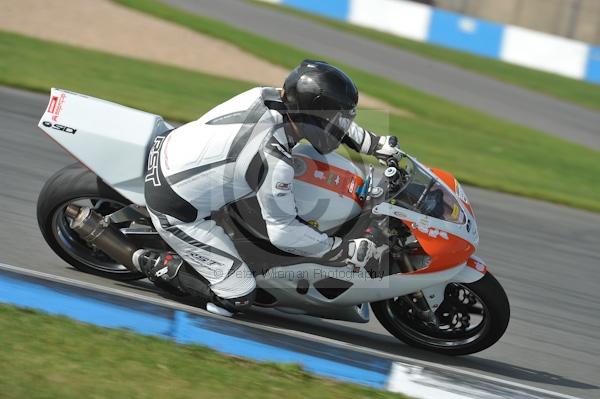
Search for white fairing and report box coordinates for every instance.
[38,88,173,204]
[292,144,365,231]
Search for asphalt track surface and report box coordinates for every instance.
[1,86,599,398]
[161,0,600,151]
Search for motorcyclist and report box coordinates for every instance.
[132,60,401,316]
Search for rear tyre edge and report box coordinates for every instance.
[36,163,143,281]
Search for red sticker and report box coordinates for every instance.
[48,93,66,122]
[47,96,58,113]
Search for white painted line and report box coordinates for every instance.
[387,362,488,399]
[0,262,583,399]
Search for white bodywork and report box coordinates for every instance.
[38,88,173,204]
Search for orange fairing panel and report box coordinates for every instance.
[430,167,474,217]
[430,168,457,192]
[403,220,475,274]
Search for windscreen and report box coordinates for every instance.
[391,158,465,224]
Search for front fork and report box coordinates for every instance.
[404,255,488,325]
[393,247,439,325]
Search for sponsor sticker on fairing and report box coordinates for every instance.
[42,121,77,134]
[467,257,487,273]
[47,96,58,114]
[348,178,356,193]
[413,219,449,240]
[47,93,66,122]
[314,170,325,180]
[326,172,340,185]
[451,204,460,219]
[426,228,449,240]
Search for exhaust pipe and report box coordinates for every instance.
[65,205,140,273]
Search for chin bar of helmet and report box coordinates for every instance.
[64,204,140,272]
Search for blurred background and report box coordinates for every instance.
[433,0,600,44]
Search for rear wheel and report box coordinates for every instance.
[371,272,509,355]
[37,163,144,280]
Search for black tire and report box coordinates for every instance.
[371,272,510,355]
[37,163,144,280]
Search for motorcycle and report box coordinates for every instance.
[36,88,509,355]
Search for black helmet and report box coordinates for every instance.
[282,60,358,154]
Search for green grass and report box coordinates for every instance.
[0,31,253,121]
[250,0,600,111]
[0,304,407,398]
[0,30,599,212]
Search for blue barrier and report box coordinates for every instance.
[427,10,504,59]
[265,0,599,85]
[282,0,350,21]
[0,272,172,334]
[585,46,600,84]
[0,271,391,388]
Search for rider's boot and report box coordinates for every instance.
[133,249,254,317]
[132,249,184,282]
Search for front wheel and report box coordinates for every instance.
[371,272,510,355]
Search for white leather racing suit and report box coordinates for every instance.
[144,87,381,299]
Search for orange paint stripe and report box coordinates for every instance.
[467,257,487,274]
[295,156,364,204]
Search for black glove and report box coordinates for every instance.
[328,238,377,268]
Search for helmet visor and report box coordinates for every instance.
[332,107,356,131]
[297,108,356,154]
